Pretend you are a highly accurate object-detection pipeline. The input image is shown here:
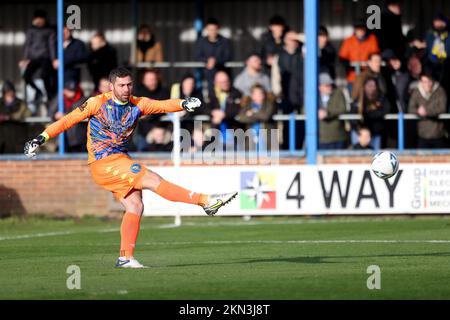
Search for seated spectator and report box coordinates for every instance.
[195,18,232,90]
[317,73,348,150]
[424,13,450,99]
[88,32,118,92]
[236,84,275,150]
[351,126,373,150]
[352,53,387,102]
[0,81,31,153]
[258,15,288,73]
[19,9,57,116]
[59,27,88,85]
[351,77,391,150]
[408,72,448,148]
[135,24,163,63]
[318,25,337,80]
[339,19,380,87]
[233,53,271,96]
[206,70,242,144]
[48,81,87,153]
[134,69,170,151]
[143,124,173,152]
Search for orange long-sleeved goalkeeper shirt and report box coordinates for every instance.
[43,91,183,164]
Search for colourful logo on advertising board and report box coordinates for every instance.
[240,171,276,209]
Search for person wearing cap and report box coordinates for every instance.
[0,81,32,153]
[48,81,87,152]
[317,73,348,150]
[338,19,380,86]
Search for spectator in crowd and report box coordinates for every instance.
[373,0,407,63]
[351,126,373,150]
[135,24,163,63]
[352,53,387,102]
[233,53,271,96]
[424,13,450,99]
[88,32,118,92]
[48,81,87,153]
[236,84,275,150]
[195,18,232,90]
[55,27,88,85]
[258,15,288,73]
[317,73,348,150]
[405,27,427,60]
[352,77,391,150]
[0,81,31,153]
[381,49,410,148]
[133,68,170,151]
[318,25,337,80]
[408,72,448,148]
[339,19,380,87]
[407,54,423,93]
[170,73,205,145]
[206,70,242,142]
[271,30,304,149]
[92,77,111,96]
[143,124,173,152]
[19,9,57,116]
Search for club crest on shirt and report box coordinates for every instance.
[130,163,142,173]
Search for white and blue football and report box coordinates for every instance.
[371,151,399,179]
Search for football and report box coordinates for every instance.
[371,151,399,179]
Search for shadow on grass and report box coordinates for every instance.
[160,251,450,268]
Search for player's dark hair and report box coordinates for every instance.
[205,18,220,27]
[109,66,132,83]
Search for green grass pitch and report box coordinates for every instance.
[1,215,450,299]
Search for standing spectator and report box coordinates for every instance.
[382,49,410,111]
[339,19,380,87]
[271,30,304,149]
[233,53,271,96]
[373,0,407,63]
[317,73,348,150]
[135,24,163,63]
[258,15,288,73]
[0,81,31,153]
[88,33,118,91]
[133,69,170,151]
[236,84,275,151]
[408,72,448,148]
[318,26,337,80]
[351,53,387,102]
[19,9,57,115]
[424,13,450,99]
[206,70,242,140]
[352,77,391,150]
[195,18,232,90]
[48,81,87,153]
[407,54,423,93]
[54,27,88,85]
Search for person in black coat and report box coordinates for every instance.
[62,27,88,85]
[318,26,337,80]
[258,15,288,74]
[194,18,232,90]
[88,33,118,91]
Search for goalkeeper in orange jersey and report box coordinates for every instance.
[24,66,237,268]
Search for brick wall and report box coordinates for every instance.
[1,154,450,217]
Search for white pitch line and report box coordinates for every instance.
[141,239,450,245]
[0,231,73,241]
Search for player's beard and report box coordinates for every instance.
[113,89,130,103]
